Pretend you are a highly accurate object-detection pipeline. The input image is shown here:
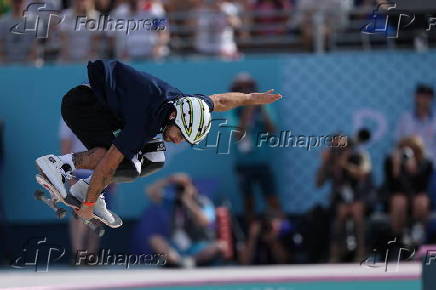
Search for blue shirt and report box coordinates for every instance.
[87,60,214,159]
[231,106,275,165]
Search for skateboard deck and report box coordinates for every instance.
[35,172,122,235]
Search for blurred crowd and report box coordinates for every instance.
[316,84,436,263]
[2,0,432,65]
[127,77,435,267]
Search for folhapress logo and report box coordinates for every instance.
[192,119,245,154]
[11,237,65,272]
[10,3,64,39]
[360,237,415,272]
[361,2,415,38]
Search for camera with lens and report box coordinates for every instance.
[345,128,371,168]
[169,183,188,205]
[401,146,415,162]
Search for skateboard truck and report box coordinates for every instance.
[34,173,110,236]
[72,211,106,237]
[34,190,67,219]
[34,188,106,237]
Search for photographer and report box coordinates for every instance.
[384,136,433,246]
[231,72,282,224]
[238,213,291,265]
[396,84,436,164]
[316,129,372,262]
[144,173,226,267]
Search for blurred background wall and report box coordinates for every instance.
[0,51,435,222]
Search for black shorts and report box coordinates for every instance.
[61,85,166,179]
[235,163,277,197]
[61,85,122,150]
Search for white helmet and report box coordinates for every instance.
[173,97,212,145]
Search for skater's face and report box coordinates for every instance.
[163,124,186,144]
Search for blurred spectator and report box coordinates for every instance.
[95,0,114,14]
[110,0,169,60]
[384,136,433,246]
[251,0,292,36]
[0,0,37,64]
[352,0,389,11]
[164,0,197,15]
[140,173,226,267]
[396,84,436,165]
[164,0,197,48]
[59,119,101,260]
[238,214,291,264]
[396,84,436,216]
[294,0,351,51]
[58,0,100,63]
[316,130,372,262]
[39,0,63,63]
[94,0,114,58]
[233,0,251,40]
[0,0,9,15]
[231,72,282,223]
[193,0,240,59]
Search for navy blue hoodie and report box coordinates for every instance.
[87,60,214,159]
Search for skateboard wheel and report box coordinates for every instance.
[56,208,67,219]
[34,190,45,200]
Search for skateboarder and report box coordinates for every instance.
[36,59,282,226]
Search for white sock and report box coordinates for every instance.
[58,154,76,171]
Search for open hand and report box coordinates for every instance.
[249,89,283,105]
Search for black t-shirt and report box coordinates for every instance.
[384,155,433,194]
[87,60,214,159]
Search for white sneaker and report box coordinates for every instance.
[69,179,88,202]
[70,180,115,224]
[36,154,71,198]
[94,195,115,224]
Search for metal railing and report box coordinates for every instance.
[1,6,435,66]
[166,7,436,54]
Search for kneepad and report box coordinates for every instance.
[113,139,166,183]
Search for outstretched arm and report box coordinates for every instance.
[209,89,282,112]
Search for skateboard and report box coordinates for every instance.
[35,171,122,236]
